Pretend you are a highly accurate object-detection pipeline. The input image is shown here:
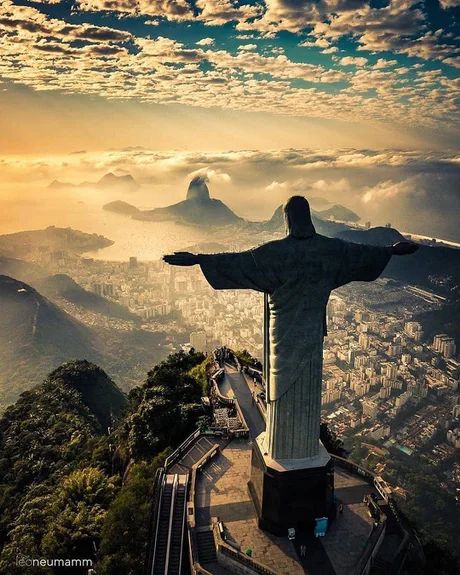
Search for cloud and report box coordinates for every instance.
[265,177,351,198]
[188,167,232,184]
[339,56,368,66]
[195,0,262,25]
[438,0,459,8]
[362,179,414,203]
[65,0,459,70]
[238,44,258,51]
[442,56,460,68]
[373,58,398,69]
[310,178,352,194]
[299,37,331,49]
[76,0,193,20]
[196,37,215,46]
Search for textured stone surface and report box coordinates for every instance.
[195,439,377,575]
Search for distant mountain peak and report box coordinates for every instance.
[47,179,74,190]
[97,172,139,191]
[47,173,138,191]
[186,175,210,201]
[98,172,135,184]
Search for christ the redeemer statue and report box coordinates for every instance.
[164,196,417,463]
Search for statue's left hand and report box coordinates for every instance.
[162,252,199,266]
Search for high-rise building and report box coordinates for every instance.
[362,398,378,419]
[388,344,402,356]
[433,334,457,358]
[401,354,411,365]
[404,321,423,342]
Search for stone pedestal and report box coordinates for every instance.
[248,432,336,536]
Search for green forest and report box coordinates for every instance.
[0,350,207,575]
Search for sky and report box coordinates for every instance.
[0,0,459,241]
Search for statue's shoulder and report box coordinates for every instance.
[253,238,285,252]
[316,234,346,250]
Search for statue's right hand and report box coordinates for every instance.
[162,252,199,266]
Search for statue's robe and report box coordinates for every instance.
[199,234,392,459]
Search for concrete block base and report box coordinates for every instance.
[248,434,336,536]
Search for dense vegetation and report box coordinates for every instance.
[416,300,460,347]
[0,350,207,575]
[346,439,460,574]
[234,349,262,370]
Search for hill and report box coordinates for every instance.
[0,226,113,258]
[0,361,127,573]
[0,274,175,411]
[336,229,460,296]
[46,360,127,429]
[0,350,206,575]
[0,275,99,409]
[104,176,242,227]
[103,200,140,216]
[317,204,360,223]
[38,273,137,321]
[415,300,460,347]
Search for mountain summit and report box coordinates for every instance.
[186,175,211,201]
[105,176,241,227]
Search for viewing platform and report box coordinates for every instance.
[147,351,413,575]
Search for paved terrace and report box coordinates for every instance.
[195,364,379,575]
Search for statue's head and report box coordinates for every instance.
[284,196,316,239]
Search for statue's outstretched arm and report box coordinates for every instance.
[163,252,200,266]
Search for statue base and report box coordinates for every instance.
[248,433,336,536]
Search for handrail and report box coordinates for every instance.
[147,468,165,575]
[177,476,188,575]
[211,369,249,437]
[187,444,220,572]
[331,454,377,482]
[164,474,178,575]
[356,520,386,575]
[165,429,201,469]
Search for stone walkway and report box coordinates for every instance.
[196,439,306,575]
[195,365,378,575]
[323,468,375,575]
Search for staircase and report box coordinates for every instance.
[196,529,217,565]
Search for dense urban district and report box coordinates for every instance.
[4,229,459,568]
